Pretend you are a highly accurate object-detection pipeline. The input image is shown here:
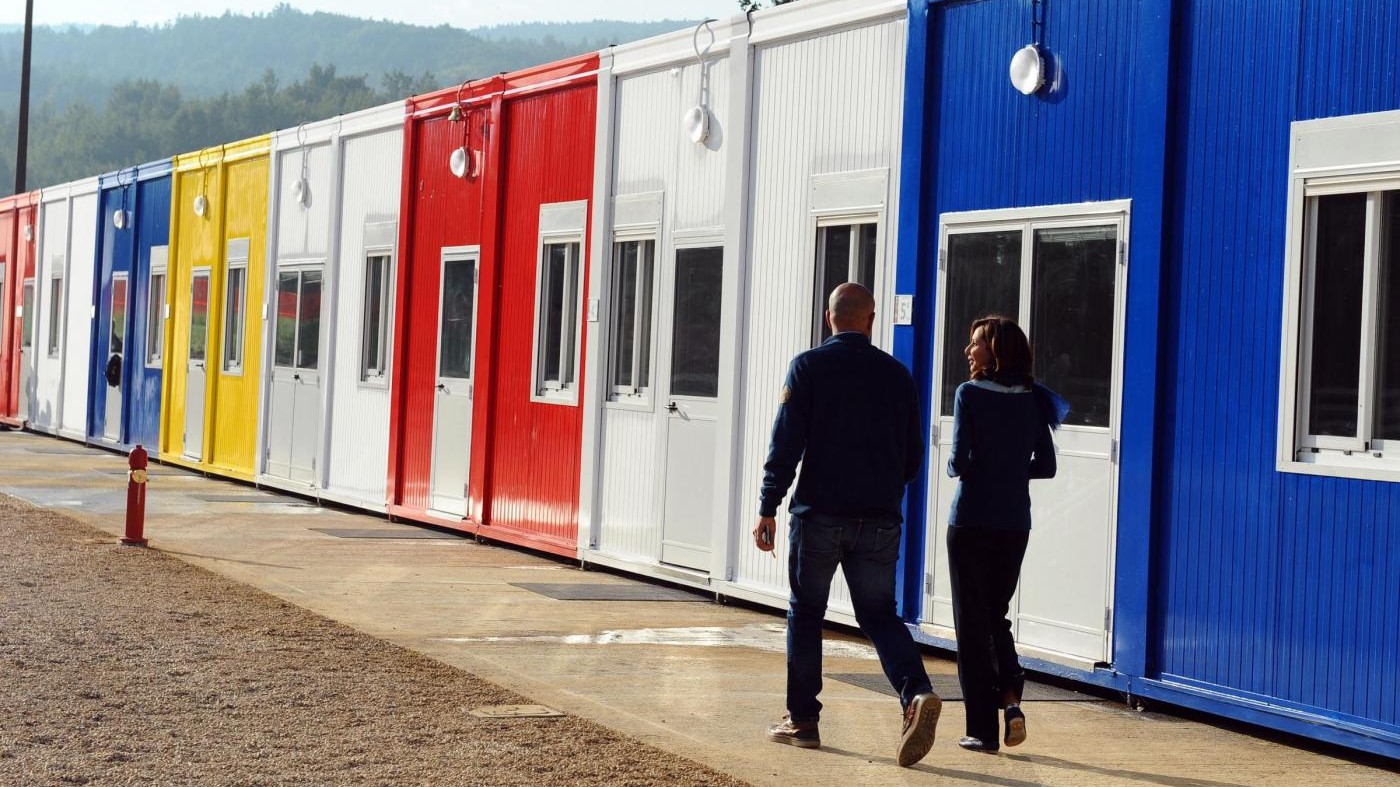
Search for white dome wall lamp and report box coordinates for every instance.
[684,19,718,146]
[22,224,33,242]
[114,166,134,230]
[292,123,311,208]
[1010,0,1049,97]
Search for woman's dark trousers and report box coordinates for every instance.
[947,525,1030,742]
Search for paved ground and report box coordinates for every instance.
[1,430,1395,786]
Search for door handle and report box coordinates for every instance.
[437,383,449,393]
[666,401,679,413]
[292,373,301,382]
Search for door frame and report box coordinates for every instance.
[923,199,1130,668]
[265,257,327,482]
[428,245,481,518]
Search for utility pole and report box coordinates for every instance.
[14,0,34,194]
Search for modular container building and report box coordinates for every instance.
[30,178,99,440]
[900,0,1398,759]
[578,0,911,620]
[90,160,174,451]
[386,56,598,556]
[160,137,271,480]
[256,101,406,508]
[0,191,39,428]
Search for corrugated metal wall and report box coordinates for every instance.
[31,193,69,433]
[0,204,18,421]
[595,57,730,562]
[161,163,221,461]
[1155,0,1400,732]
[485,82,597,549]
[5,200,37,425]
[327,126,403,510]
[90,184,127,443]
[130,174,171,451]
[274,142,334,260]
[731,16,907,606]
[59,189,97,440]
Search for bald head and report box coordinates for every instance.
[826,282,876,337]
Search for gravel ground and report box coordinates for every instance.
[0,495,753,787]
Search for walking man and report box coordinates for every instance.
[754,282,941,767]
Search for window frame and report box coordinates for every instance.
[529,201,589,407]
[271,260,325,374]
[606,232,659,406]
[145,246,169,369]
[46,265,64,359]
[1278,109,1400,481]
[20,278,35,350]
[0,264,7,349]
[109,273,131,369]
[359,248,394,387]
[934,201,1130,432]
[666,238,727,402]
[221,261,249,376]
[810,215,880,346]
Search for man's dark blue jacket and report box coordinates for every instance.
[759,331,923,523]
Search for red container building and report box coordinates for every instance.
[0,191,40,428]
[387,55,598,557]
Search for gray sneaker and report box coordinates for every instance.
[897,692,942,766]
[767,715,820,749]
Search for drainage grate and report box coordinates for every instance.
[311,527,460,540]
[827,673,1090,702]
[468,705,565,719]
[511,582,708,602]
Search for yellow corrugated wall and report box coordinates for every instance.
[158,136,270,481]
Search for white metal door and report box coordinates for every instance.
[925,211,1125,666]
[659,245,724,571]
[19,278,33,420]
[104,274,129,441]
[267,265,323,483]
[429,250,478,517]
[184,270,211,461]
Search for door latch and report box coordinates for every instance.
[666,402,679,413]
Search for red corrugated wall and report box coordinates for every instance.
[388,55,598,558]
[480,79,597,553]
[0,194,38,425]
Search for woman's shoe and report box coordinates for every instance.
[1004,705,1027,747]
[957,736,999,753]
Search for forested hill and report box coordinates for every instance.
[0,6,694,194]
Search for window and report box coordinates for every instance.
[274,267,323,371]
[189,272,210,363]
[670,246,724,398]
[938,209,1121,429]
[0,266,6,347]
[608,238,656,400]
[109,275,129,368]
[47,272,63,358]
[222,264,247,374]
[813,221,878,344]
[21,279,35,349]
[146,250,168,368]
[439,257,476,380]
[1281,110,1400,479]
[534,240,581,397]
[361,253,391,382]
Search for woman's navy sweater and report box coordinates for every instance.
[947,379,1058,530]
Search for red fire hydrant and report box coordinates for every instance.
[122,445,149,547]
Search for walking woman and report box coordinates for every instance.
[946,315,1067,753]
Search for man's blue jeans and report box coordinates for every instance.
[786,513,933,722]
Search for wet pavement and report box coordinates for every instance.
[1,429,1394,786]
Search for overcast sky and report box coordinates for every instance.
[2,1,743,28]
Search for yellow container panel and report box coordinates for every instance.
[208,154,268,479]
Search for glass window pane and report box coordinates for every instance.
[47,277,63,357]
[610,241,640,390]
[21,281,34,348]
[224,267,246,372]
[1377,191,1400,441]
[275,271,298,368]
[146,273,165,366]
[857,224,877,292]
[110,278,128,357]
[637,241,654,391]
[560,246,579,387]
[671,246,724,398]
[189,274,209,362]
[362,255,387,380]
[439,259,476,379]
[1307,193,1366,438]
[297,270,322,370]
[940,230,1023,416]
[1031,225,1117,427]
[814,225,852,344]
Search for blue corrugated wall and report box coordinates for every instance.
[89,183,133,444]
[129,173,170,450]
[1155,0,1399,742]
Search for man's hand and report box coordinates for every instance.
[753,516,777,554]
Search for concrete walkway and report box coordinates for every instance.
[1,430,1392,786]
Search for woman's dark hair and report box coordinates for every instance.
[969,315,1033,385]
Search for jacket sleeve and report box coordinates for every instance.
[904,374,925,484]
[759,358,811,517]
[1029,422,1058,479]
[947,384,973,478]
